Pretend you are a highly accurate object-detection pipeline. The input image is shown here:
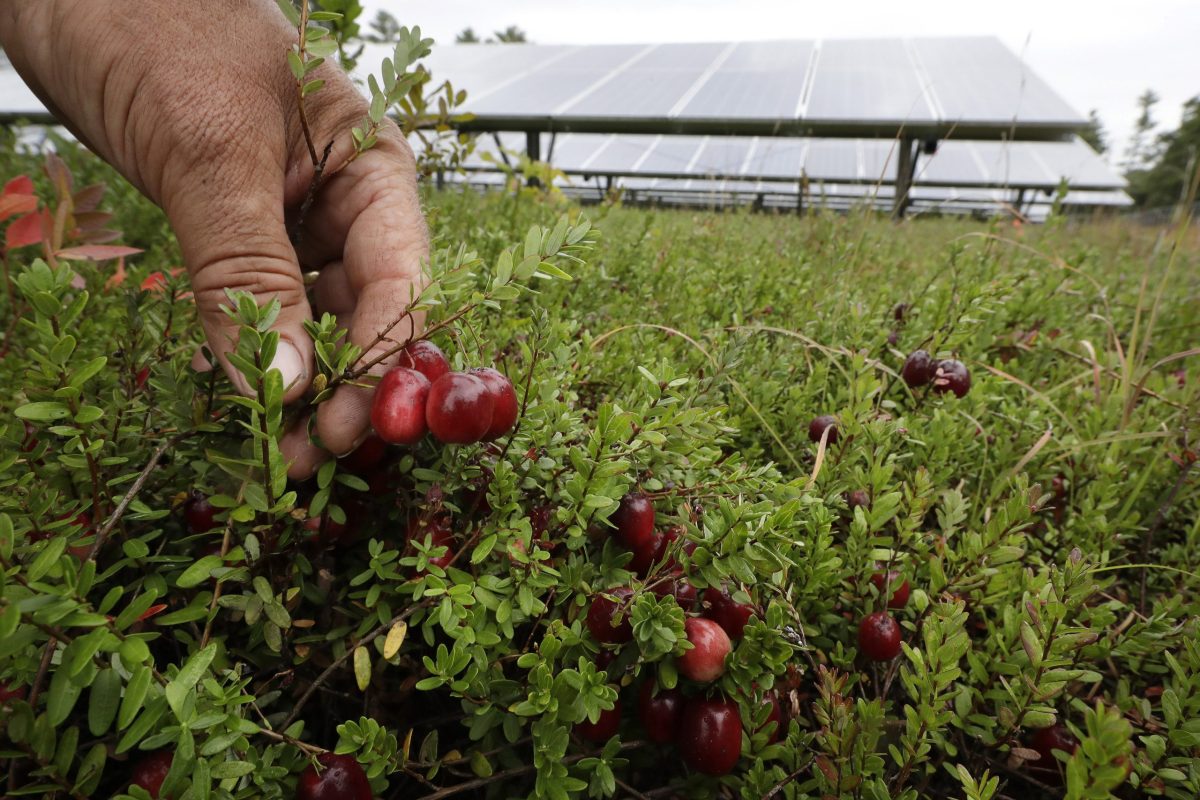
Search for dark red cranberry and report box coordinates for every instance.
[612,492,656,553]
[653,577,699,610]
[932,359,971,398]
[575,698,622,742]
[846,489,871,510]
[1027,724,1079,785]
[469,367,519,441]
[586,588,634,644]
[677,617,732,683]
[893,303,910,321]
[135,366,151,389]
[339,435,388,473]
[901,350,936,388]
[808,415,839,444]
[20,421,38,453]
[302,511,348,547]
[594,648,617,674]
[297,752,372,800]
[858,612,902,661]
[529,504,553,539]
[130,750,173,799]
[869,571,911,609]
[370,367,431,445]
[629,530,663,576]
[426,372,494,444]
[703,588,756,640]
[886,330,900,346]
[678,696,743,776]
[758,693,783,743]
[185,493,217,534]
[638,681,684,744]
[397,339,451,385]
[0,681,26,703]
[653,525,695,573]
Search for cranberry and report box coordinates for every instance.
[808,414,839,444]
[932,359,971,398]
[901,349,936,388]
[677,696,743,776]
[653,525,695,573]
[575,698,622,742]
[629,530,663,576]
[130,750,173,799]
[135,366,151,389]
[407,516,455,573]
[184,493,217,534]
[858,612,902,661]
[703,588,756,640]
[869,571,911,609]
[758,693,783,743]
[611,492,656,553]
[1027,724,1079,785]
[339,435,388,473]
[397,339,451,384]
[370,367,431,445]
[846,489,871,510]
[297,753,372,800]
[594,648,617,674]
[529,504,553,540]
[302,511,348,547]
[677,617,732,683]
[0,681,26,703]
[469,367,519,441]
[638,680,684,744]
[426,372,495,444]
[586,588,634,644]
[653,577,699,610]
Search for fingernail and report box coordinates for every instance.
[334,430,371,459]
[271,341,306,393]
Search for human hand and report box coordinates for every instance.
[0,0,428,478]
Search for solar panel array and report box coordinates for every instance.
[459,133,1126,192]
[416,37,1086,138]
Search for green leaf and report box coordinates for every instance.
[88,669,122,736]
[354,646,371,691]
[15,401,71,421]
[47,662,85,725]
[275,0,301,25]
[177,555,223,589]
[118,666,153,731]
[165,643,218,721]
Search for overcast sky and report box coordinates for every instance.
[365,0,1197,162]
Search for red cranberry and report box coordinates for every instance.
[677,617,732,683]
[846,489,871,510]
[130,750,173,799]
[586,588,634,644]
[1030,724,1079,763]
[858,612,902,661]
[703,588,756,640]
[529,504,553,540]
[653,525,695,573]
[0,681,26,703]
[653,577,698,610]
[808,415,839,444]
[370,367,431,445]
[426,372,495,444]
[678,696,743,776]
[339,435,388,473]
[594,648,617,674]
[407,516,455,573]
[638,681,684,744]
[629,530,663,576]
[397,339,451,384]
[135,366,151,389]
[869,571,911,609]
[612,492,656,553]
[932,359,971,398]
[901,349,936,388]
[575,698,622,742]
[759,693,783,743]
[297,752,372,800]
[302,511,349,547]
[185,493,217,534]
[469,367,519,441]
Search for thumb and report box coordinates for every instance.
[168,171,313,404]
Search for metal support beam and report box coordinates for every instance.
[893,137,920,219]
[525,131,541,187]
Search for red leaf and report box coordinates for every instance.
[140,271,167,291]
[56,244,143,261]
[72,183,106,213]
[6,211,44,248]
[0,194,37,222]
[137,603,168,622]
[3,175,34,196]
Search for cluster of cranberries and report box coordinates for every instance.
[575,492,776,775]
[129,750,372,800]
[901,349,972,398]
[370,340,518,446]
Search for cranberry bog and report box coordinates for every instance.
[1,140,1198,800]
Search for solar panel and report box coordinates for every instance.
[804,39,937,123]
[676,41,814,120]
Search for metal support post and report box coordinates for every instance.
[893,137,919,219]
